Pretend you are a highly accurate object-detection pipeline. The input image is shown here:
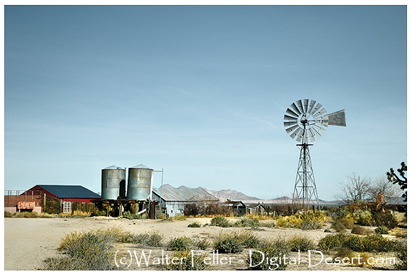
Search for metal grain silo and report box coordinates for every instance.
[101,165,126,200]
[127,164,153,200]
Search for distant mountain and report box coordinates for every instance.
[201,188,260,202]
[158,184,339,205]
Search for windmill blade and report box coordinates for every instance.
[296,129,303,143]
[285,124,299,134]
[314,108,327,118]
[308,128,317,142]
[308,100,316,114]
[284,121,298,127]
[284,114,298,121]
[297,100,304,114]
[286,108,299,118]
[313,124,326,133]
[303,99,309,113]
[310,103,322,115]
[311,127,322,139]
[325,109,346,126]
[290,103,301,115]
[290,127,301,139]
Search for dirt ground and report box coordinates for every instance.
[3,217,400,270]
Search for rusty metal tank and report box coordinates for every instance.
[127,164,153,200]
[101,165,126,200]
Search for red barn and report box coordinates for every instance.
[23,185,100,203]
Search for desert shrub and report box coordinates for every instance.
[372,211,397,229]
[324,229,331,232]
[165,250,209,270]
[355,210,373,226]
[234,217,260,227]
[237,231,261,248]
[192,237,210,250]
[146,232,163,247]
[288,235,316,252]
[356,252,371,267]
[351,225,371,235]
[122,211,142,219]
[167,236,192,251]
[188,222,201,228]
[342,235,364,251]
[276,216,302,228]
[184,203,199,216]
[4,211,13,218]
[12,211,39,218]
[213,232,244,253]
[171,214,187,221]
[393,240,407,270]
[334,247,354,261]
[156,211,167,220]
[361,234,393,252]
[340,216,355,229]
[331,220,347,233]
[374,226,389,234]
[301,220,323,230]
[210,216,231,227]
[246,238,290,270]
[318,234,350,251]
[46,230,115,270]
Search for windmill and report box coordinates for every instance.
[284,99,346,209]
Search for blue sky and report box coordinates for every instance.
[4,5,407,200]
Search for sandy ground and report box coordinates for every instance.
[4,217,400,270]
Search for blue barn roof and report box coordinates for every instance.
[36,185,100,198]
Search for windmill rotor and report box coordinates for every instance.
[284,99,346,143]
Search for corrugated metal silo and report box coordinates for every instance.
[101,165,126,200]
[127,164,153,200]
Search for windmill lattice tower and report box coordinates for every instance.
[284,99,346,209]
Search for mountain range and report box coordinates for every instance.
[158,184,341,205]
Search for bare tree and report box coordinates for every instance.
[336,173,372,205]
[368,175,403,202]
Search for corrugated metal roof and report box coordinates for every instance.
[37,185,101,198]
[153,186,218,202]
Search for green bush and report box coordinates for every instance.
[371,211,398,229]
[167,236,192,251]
[351,225,371,235]
[214,232,244,253]
[165,250,209,270]
[334,247,354,261]
[331,220,347,233]
[301,220,323,230]
[210,216,231,227]
[355,210,373,226]
[288,235,316,252]
[374,226,389,234]
[318,234,350,251]
[192,237,210,250]
[318,233,395,253]
[246,238,290,270]
[361,234,393,252]
[340,216,355,229]
[4,211,13,218]
[45,230,115,270]
[188,222,201,228]
[394,240,407,270]
[234,217,260,227]
[12,211,39,218]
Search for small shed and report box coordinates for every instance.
[224,200,247,216]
